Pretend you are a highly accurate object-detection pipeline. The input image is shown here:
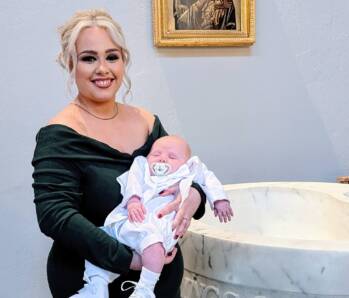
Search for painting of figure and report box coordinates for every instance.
[153,0,255,47]
[173,0,237,30]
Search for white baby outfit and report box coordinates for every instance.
[73,155,226,297]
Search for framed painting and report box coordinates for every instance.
[153,0,255,47]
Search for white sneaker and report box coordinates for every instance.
[129,285,155,298]
[70,277,109,298]
[121,281,155,298]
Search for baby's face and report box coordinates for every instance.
[147,137,190,176]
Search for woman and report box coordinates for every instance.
[32,9,205,298]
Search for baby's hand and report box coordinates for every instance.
[127,196,146,223]
[213,199,234,223]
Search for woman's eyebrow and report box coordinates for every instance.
[78,48,120,55]
[106,48,120,53]
[78,50,97,55]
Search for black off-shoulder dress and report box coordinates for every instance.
[32,116,205,298]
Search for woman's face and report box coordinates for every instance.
[75,26,124,103]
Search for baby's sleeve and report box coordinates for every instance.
[116,156,148,208]
[190,157,227,209]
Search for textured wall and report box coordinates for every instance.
[0,0,348,297]
[274,0,349,177]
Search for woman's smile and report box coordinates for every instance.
[92,78,115,88]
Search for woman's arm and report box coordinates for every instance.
[190,182,206,219]
[156,185,206,238]
[32,156,133,275]
[172,186,203,238]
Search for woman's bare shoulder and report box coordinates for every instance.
[48,105,86,133]
[121,104,155,133]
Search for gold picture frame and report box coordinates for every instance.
[153,0,255,47]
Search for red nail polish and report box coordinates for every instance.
[158,214,162,218]
[167,252,172,256]
[175,235,178,239]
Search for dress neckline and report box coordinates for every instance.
[38,115,159,157]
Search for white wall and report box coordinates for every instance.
[1,0,349,297]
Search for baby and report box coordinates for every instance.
[73,135,233,298]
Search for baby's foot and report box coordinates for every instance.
[70,276,109,298]
[121,280,155,298]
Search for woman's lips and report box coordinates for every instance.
[92,78,114,88]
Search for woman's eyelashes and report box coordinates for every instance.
[80,55,97,63]
[79,53,119,63]
[106,53,119,62]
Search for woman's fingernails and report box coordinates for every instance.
[158,214,162,218]
[174,235,178,239]
[180,236,183,239]
[167,252,172,256]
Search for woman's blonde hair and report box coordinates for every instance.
[57,9,131,99]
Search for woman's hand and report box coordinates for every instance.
[158,187,201,239]
[158,182,179,197]
[130,251,142,270]
[164,246,178,264]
